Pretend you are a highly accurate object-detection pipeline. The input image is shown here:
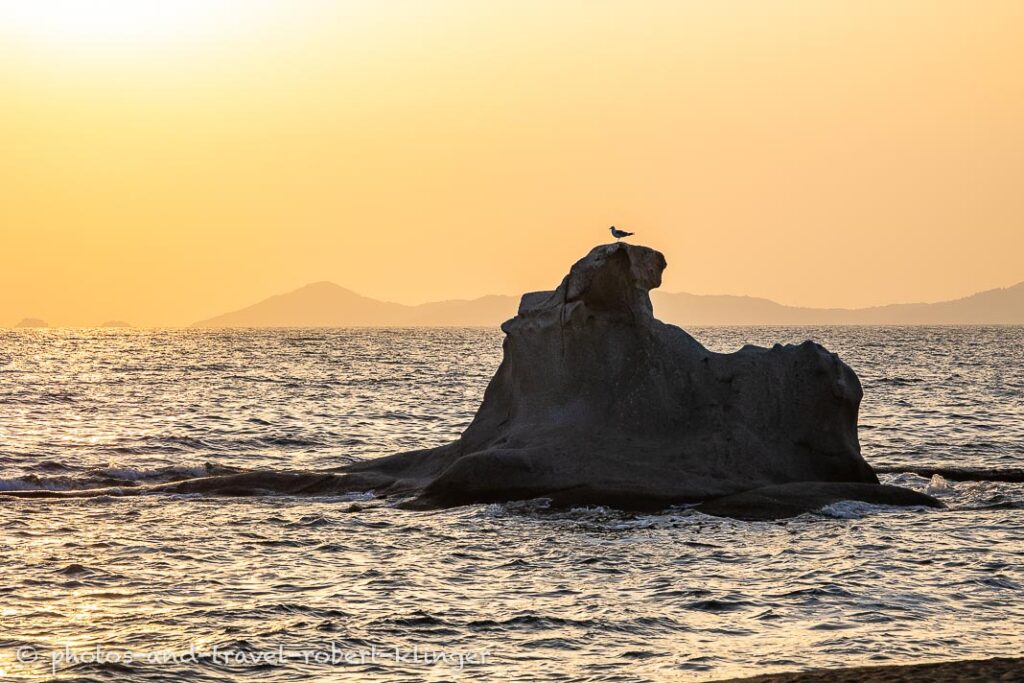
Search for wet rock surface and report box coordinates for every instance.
[344,243,940,517]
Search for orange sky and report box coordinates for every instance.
[2,0,1022,326]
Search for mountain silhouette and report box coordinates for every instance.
[193,282,516,327]
[652,282,1024,325]
[193,281,1024,327]
[13,318,48,328]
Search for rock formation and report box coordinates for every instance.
[343,242,941,517]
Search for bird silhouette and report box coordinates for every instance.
[609,226,634,241]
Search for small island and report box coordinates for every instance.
[13,318,48,328]
[341,242,941,517]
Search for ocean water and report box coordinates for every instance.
[0,327,1021,682]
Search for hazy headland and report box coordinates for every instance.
[189,279,1024,328]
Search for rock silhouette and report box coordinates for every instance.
[344,243,941,517]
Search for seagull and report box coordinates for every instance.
[609,226,634,241]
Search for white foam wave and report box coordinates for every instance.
[0,477,68,492]
[91,465,213,481]
[816,500,933,519]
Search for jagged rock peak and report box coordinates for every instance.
[514,242,666,325]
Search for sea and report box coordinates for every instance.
[0,327,1021,682]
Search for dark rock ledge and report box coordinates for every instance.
[338,242,941,518]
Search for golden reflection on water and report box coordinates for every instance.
[0,328,1022,681]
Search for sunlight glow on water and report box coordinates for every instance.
[0,327,1021,681]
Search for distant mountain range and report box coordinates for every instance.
[192,280,1024,327]
[192,282,514,327]
[652,283,1024,325]
[13,318,48,328]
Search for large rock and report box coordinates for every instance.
[346,242,941,517]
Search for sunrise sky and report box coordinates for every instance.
[2,0,1022,326]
